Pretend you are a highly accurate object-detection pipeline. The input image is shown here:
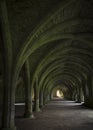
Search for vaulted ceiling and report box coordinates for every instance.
[0,0,93,98]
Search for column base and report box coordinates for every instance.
[29,114,35,119]
[35,108,41,112]
[24,113,35,119]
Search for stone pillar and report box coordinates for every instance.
[23,61,34,119]
[47,94,50,102]
[49,91,52,100]
[87,75,92,97]
[77,87,83,103]
[1,44,16,130]
[84,75,93,108]
[34,76,41,112]
[24,88,34,118]
[84,75,90,102]
[79,87,84,102]
[45,90,50,104]
[82,79,86,101]
[39,90,44,108]
[1,77,16,130]
[75,86,80,103]
[42,91,45,105]
[24,99,34,118]
[43,91,47,105]
[0,1,16,129]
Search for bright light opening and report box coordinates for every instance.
[56,90,64,98]
[57,90,61,97]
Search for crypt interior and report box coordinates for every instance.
[0,0,93,130]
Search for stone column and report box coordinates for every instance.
[75,86,80,103]
[39,90,44,108]
[43,92,47,105]
[24,90,34,119]
[23,61,34,119]
[84,75,93,108]
[77,87,83,103]
[1,73,16,130]
[45,90,50,104]
[24,86,34,118]
[49,91,52,100]
[0,0,16,129]
[34,76,41,112]
[47,94,50,102]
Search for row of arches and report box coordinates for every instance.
[0,0,93,129]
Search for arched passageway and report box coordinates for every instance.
[0,0,93,130]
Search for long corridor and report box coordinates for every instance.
[15,99,93,130]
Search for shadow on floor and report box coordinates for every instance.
[15,100,93,130]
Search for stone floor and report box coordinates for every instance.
[15,99,93,130]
